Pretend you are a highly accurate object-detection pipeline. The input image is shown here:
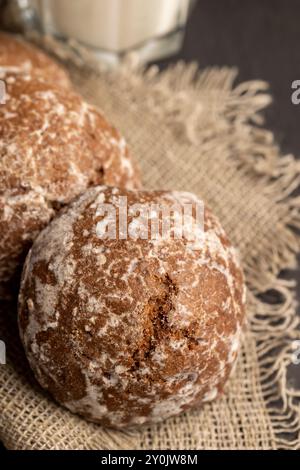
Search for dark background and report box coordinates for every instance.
[1,0,299,450]
[179,0,300,156]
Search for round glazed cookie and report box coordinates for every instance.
[19,185,246,429]
[0,32,71,89]
[0,75,141,284]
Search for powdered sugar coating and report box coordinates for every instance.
[0,32,71,89]
[0,75,141,283]
[19,186,246,428]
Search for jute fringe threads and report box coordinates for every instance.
[0,36,300,449]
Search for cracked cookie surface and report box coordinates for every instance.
[18,186,246,428]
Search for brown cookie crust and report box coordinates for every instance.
[0,75,141,283]
[19,186,246,428]
[0,32,71,89]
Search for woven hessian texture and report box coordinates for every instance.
[0,42,300,449]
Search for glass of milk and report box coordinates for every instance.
[17,0,195,65]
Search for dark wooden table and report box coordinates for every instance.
[1,0,299,451]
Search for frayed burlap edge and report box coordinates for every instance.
[0,33,299,449]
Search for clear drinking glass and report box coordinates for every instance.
[17,0,196,66]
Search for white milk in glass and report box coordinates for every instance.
[25,0,193,64]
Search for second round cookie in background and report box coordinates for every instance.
[0,73,141,285]
[18,185,246,429]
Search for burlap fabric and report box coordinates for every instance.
[0,38,300,450]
